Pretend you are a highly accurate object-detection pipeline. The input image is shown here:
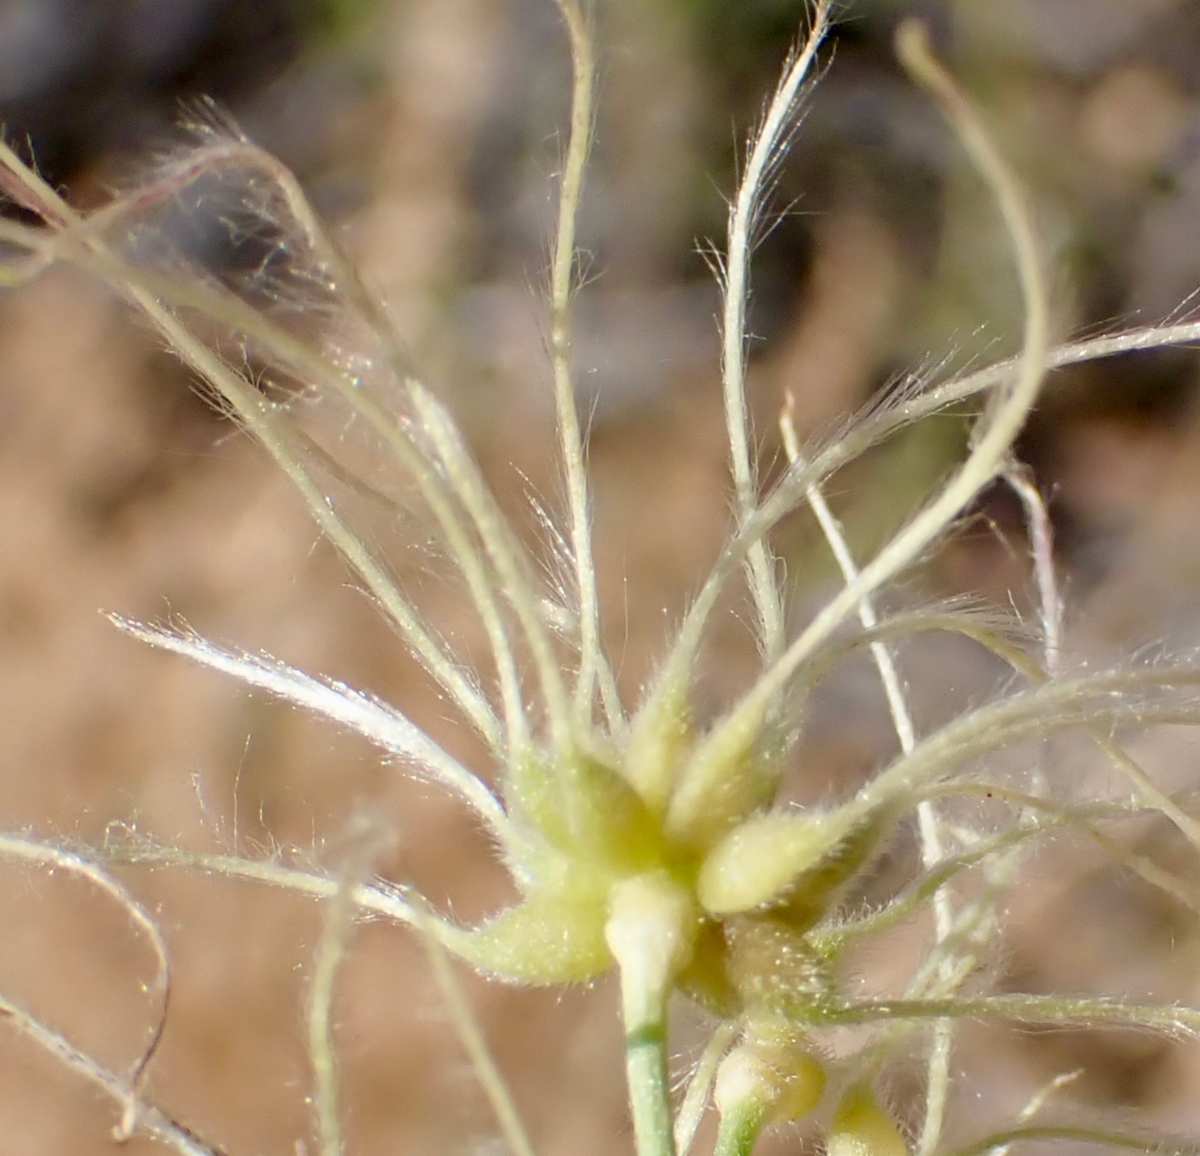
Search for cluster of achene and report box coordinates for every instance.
[1,4,1200,1156]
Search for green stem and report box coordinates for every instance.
[713,1100,765,1156]
[624,1018,675,1156]
[606,875,694,1156]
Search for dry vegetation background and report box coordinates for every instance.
[4,0,1200,1153]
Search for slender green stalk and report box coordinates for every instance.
[1092,731,1200,853]
[816,788,1186,956]
[856,670,1200,815]
[606,875,694,1156]
[625,1020,675,1156]
[829,701,1198,849]
[712,1099,766,1156]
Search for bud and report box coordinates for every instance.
[712,1031,826,1156]
[665,699,776,849]
[826,1084,908,1156]
[623,684,692,813]
[505,751,664,875]
[697,810,849,915]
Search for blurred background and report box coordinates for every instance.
[3,0,1200,1153]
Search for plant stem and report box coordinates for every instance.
[712,1100,764,1156]
[625,1017,676,1156]
[606,875,694,1156]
